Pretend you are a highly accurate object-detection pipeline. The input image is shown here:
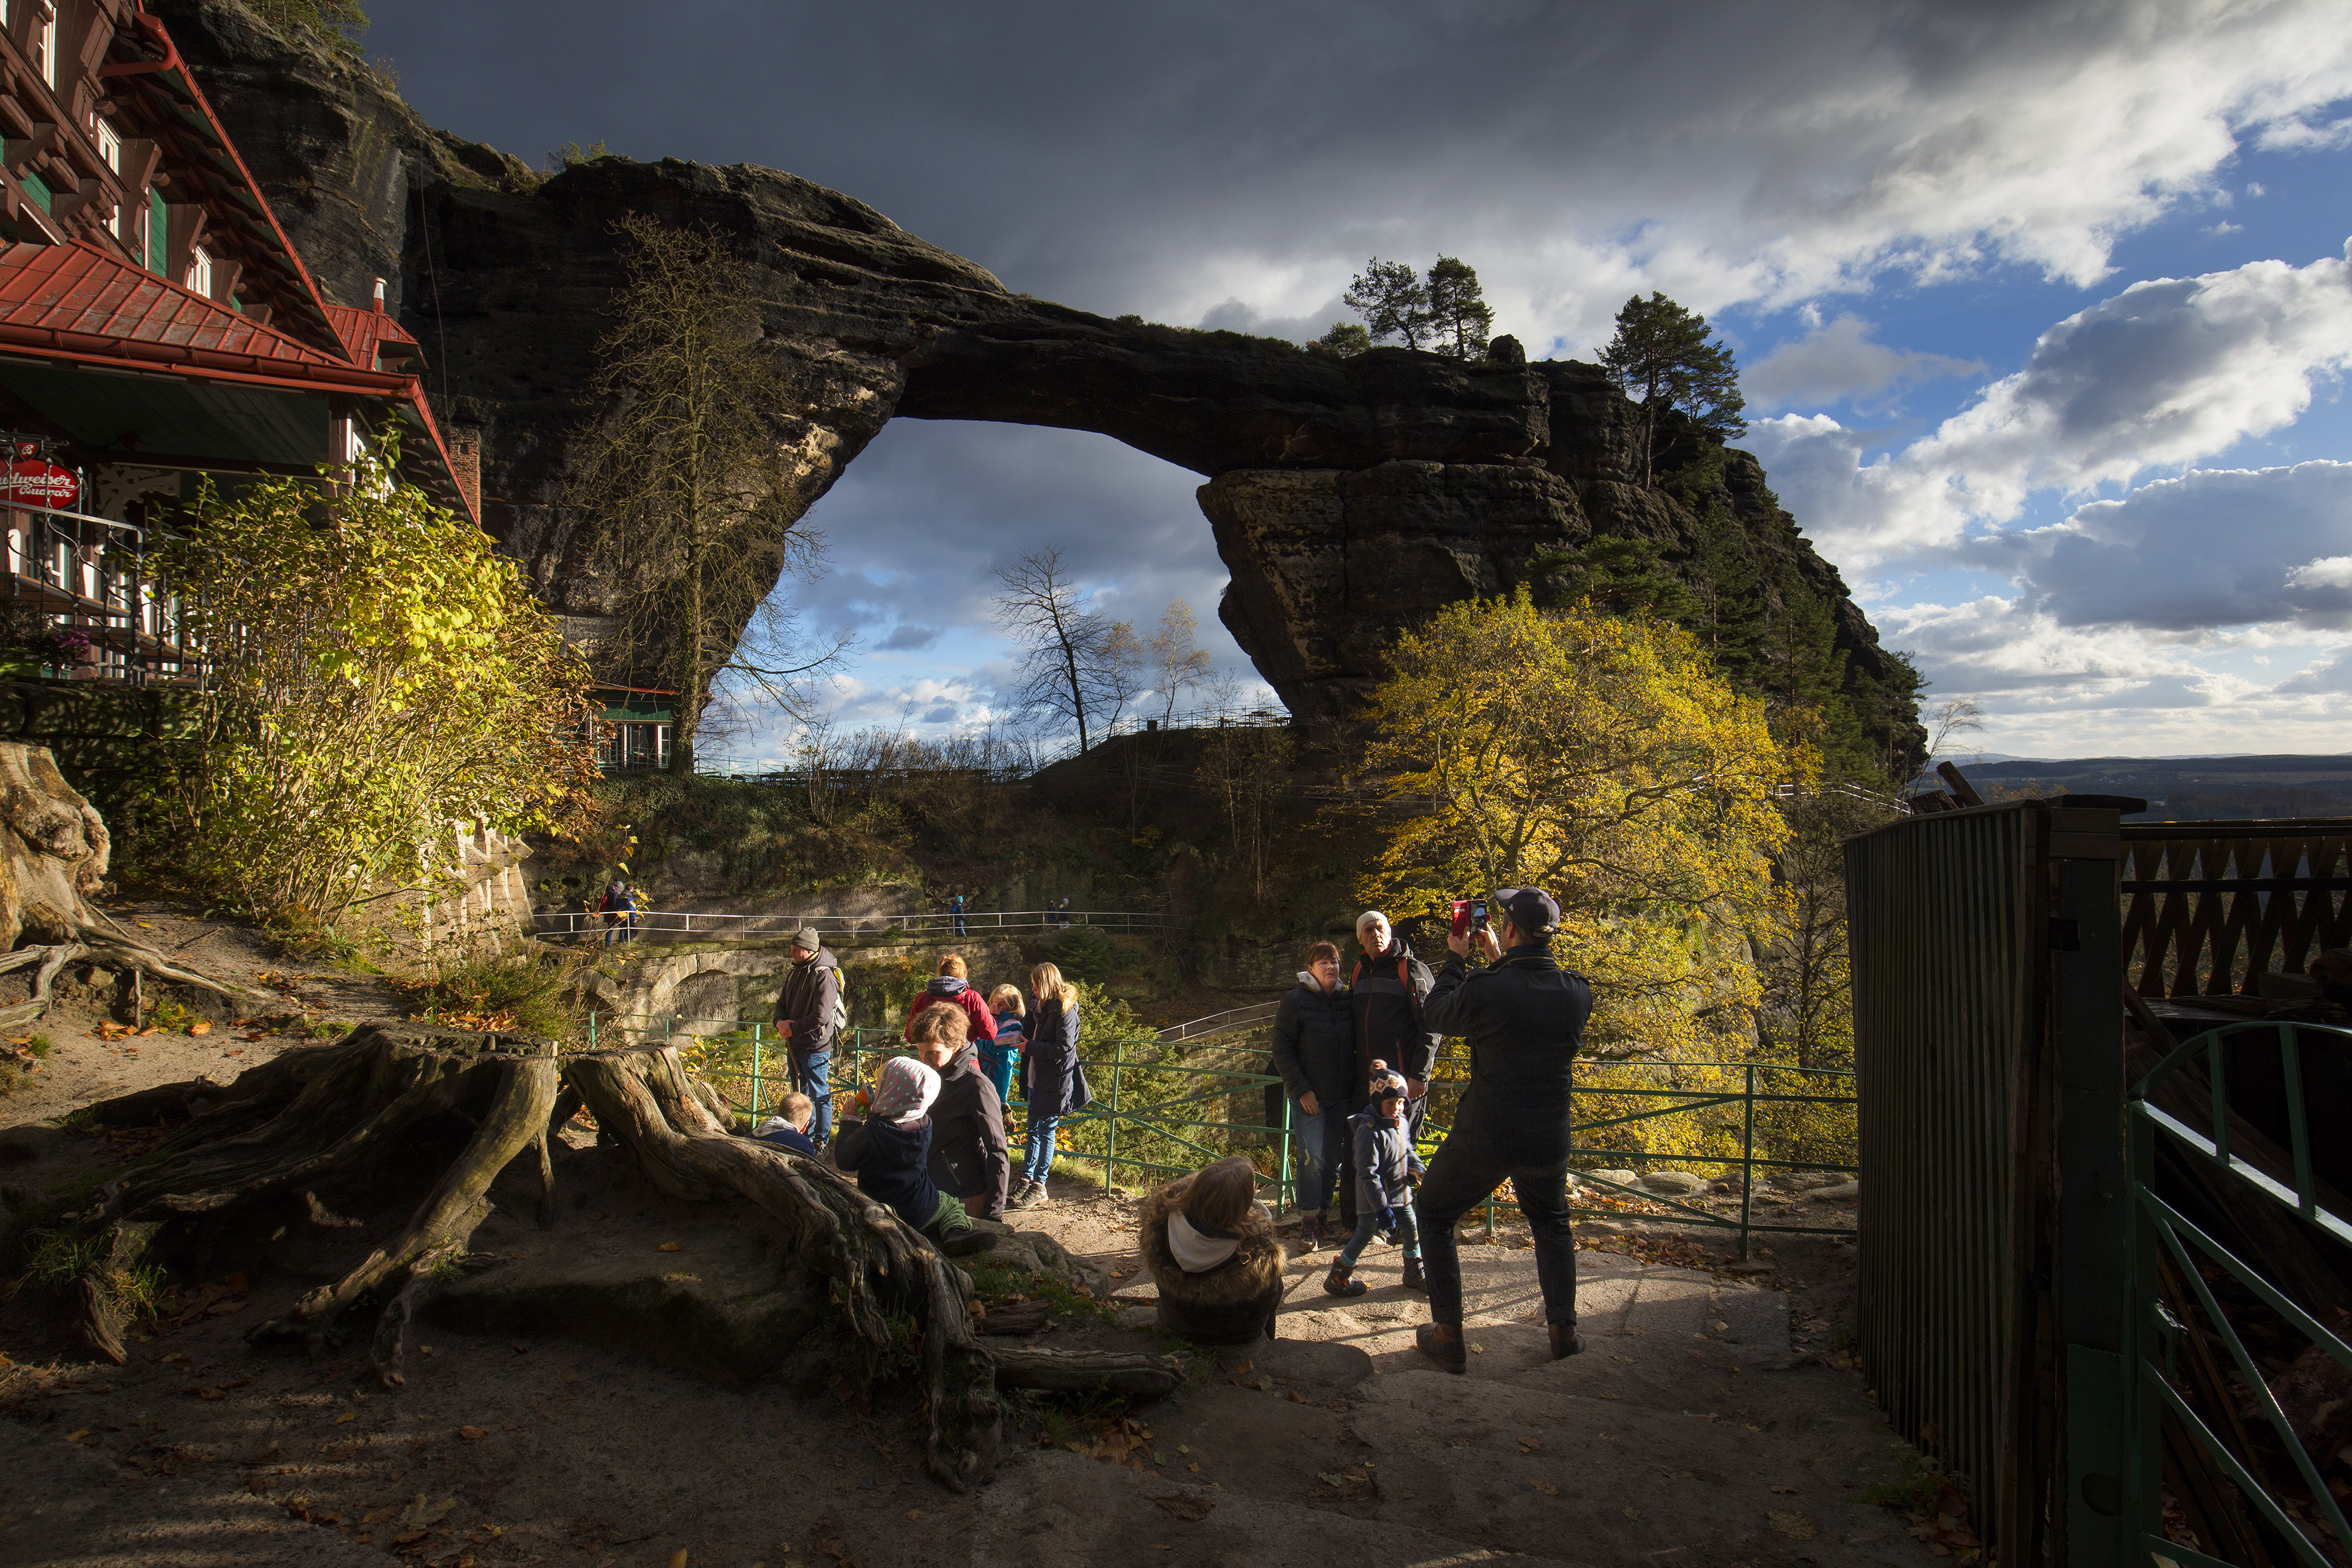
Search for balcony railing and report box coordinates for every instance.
[2,501,201,686]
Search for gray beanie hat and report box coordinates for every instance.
[792,925,822,952]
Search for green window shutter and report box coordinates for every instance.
[21,173,50,214]
[147,189,166,272]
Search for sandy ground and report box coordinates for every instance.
[0,908,1944,1568]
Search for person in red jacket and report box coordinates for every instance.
[902,954,1000,1046]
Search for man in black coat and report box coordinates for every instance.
[1412,888,1592,1373]
[1271,941,1355,1248]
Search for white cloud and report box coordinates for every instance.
[2019,461,2352,633]
[1747,242,2352,563]
[1744,315,1983,411]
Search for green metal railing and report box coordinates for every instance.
[1414,1058,1858,1255]
[2125,1021,2352,1568]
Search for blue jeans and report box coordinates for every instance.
[1022,1114,1060,1183]
[602,915,633,947]
[1338,1201,1419,1266]
[790,1049,832,1142]
[953,911,967,937]
[1291,1102,1350,1214]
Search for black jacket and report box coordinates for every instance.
[1272,979,1358,1109]
[772,947,842,1055]
[1020,996,1085,1120]
[927,1042,1011,1219]
[836,1114,940,1230]
[1350,941,1441,1083]
[1423,945,1591,1163]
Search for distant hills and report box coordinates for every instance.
[1934,754,2352,823]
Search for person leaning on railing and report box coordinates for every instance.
[1413,887,1593,1373]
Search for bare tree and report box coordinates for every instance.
[1924,696,1986,761]
[1148,599,1211,724]
[992,546,1137,752]
[570,214,846,776]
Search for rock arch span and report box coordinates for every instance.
[169,15,1912,740]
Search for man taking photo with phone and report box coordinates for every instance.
[1413,887,1591,1373]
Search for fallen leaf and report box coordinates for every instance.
[1318,1472,1345,1486]
[134,1026,159,1037]
[656,1241,683,1253]
[189,1021,212,1036]
[669,1551,690,1568]
[64,1428,90,1443]
[1769,1510,1816,1540]
[1533,1480,1559,1496]
[1622,1507,1641,1520]
[459,1425,487,1440]
[1150,1494,1214,1521]
[334,1412,356,1424]
[1470,1343,1486,1354]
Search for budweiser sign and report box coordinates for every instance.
[3,442,74,508]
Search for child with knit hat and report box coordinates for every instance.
[834,1056,998,1257]
[1322,1061,1425,1297]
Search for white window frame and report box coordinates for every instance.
[30,11,53,92]
[186,246,213,298]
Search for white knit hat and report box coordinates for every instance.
[872,1056,941,1127]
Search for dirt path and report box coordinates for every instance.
[4,1083,1943,1567]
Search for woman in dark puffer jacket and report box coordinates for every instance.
[1271,941,1356,1247]
[1010,961,1083,1209]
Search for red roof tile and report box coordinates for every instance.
[0,240,359,368]
[323,303,424,373]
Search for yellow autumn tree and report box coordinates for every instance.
[1356,588,1802,1058]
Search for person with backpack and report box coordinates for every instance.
[1346,909,1441,1231]
[597,880,637,947]
[901,954,999,1046]
[1010,961,1084,1209]
[773,925,847,1142]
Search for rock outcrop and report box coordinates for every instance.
[159,0,1919,759]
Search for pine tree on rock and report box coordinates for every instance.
[1424,256,1496,360]
[1344,258,1431,350]
[1600,292,1747,486]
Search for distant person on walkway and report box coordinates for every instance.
[1139,1154,1286,1344]
[833,1056,997,1257]
[1010,961,1084,1209]
[950,892,969,938]
[1350,909,1441,1147]
[982,983,1026,1104]
[597,880,637,947]
[909,1001,1011,1221]
[902,955,1000,1046]
[1322,1061,1425,1298]
[772,927,846,1142]
[1412,888,1591,1373]
[1271,940,1355,1249]
[1054,898,1073,930]
[751,1091,821,1158]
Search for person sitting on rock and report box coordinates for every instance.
[834,1056,997,1257]
[909,1000,1011,1222]
[903,953,1000,1047]
[1322,1062,1425,1298]
[980,984,1026,1104]
[1138,1154,1286,1344]
[751,1091,821,1158]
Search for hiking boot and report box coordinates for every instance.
[1006,1179,1041,1209]
[1547,1322,1585,1360]
[1297,1212,1328,1251]
[1322,1260,1367,1298]
[1415,1320,1467,1373]
[939,1227,998,1258]
[1022,1179,1054,1209]
[1401,1256,1427,1293]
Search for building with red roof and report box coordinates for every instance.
[0,0,474,683]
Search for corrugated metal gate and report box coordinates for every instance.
[1846,800,2128,1565]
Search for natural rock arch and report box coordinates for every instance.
[166,1,1918,749]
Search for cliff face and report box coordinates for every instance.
[158,0,1919,761]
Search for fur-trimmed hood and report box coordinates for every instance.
[1140,1178,1283,1309]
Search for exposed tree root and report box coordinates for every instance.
[54,1028,1160,1487]
[0,935,270,1030]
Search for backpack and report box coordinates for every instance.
[823,963,848,1033]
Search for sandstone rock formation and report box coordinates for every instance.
[160,0,1920,758]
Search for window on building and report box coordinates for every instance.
[147,190,166,273]
[29,12,52,90]
[96,120,119,172]
[186,246,212,297]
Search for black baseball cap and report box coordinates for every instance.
[1492,888,1561,937]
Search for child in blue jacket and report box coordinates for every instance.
[1322,1061,1425,1296]
[981,983,1025,1105]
